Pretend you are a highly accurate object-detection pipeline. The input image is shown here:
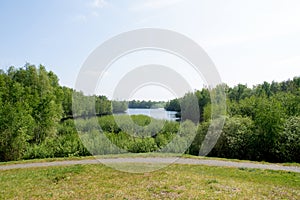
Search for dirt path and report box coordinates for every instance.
[0,157,299,173]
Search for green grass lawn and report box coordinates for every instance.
[0,162,299,199]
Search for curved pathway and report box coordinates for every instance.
[0,157,299,173]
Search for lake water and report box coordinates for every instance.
[122,108,179,121]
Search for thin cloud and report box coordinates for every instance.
[72,0,108,23]
[73,14,88,23]
[129,0,184,11]
[90,0,108,9]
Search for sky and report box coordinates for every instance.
[1,0,300,100]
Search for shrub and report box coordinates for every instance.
[209,116,255,160]
[276,116,300,162]
[128,137,157,153]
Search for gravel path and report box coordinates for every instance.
[0,157,299,173]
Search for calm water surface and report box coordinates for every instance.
[123,108,179,121]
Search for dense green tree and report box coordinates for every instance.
[209,116,255,160]
[112,100,127,113]
[164,98,180,112]
[227,84,251,101]
[61,87,73,117]
[253,96,285,161]
[0,64,299,163]
[195,88,210,122]
[0,78,34,161]
[276,116,300,162]
[95,95,112,115]
[180,92,200,123]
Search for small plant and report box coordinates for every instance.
[206,179,218,184]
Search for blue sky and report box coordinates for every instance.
[1,0,300,100]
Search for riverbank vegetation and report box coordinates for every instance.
[128,100,166,109]
[0,64,299,163]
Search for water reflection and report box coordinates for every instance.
[123,108,179,121]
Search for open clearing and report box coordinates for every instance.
[0,156,299,199]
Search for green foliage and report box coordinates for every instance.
[72,92,95,117]
[128,100,165,109]
[130,115,150,125]
[203,103,212,122]
[160,121,179,134]
[0,102,34,161]
[24,119,90,159]
[187,77,300,162]
[227,84,252,101]
[161,120,197,154]
[180,92,200,123]
[0,65,89,161]
[74,115,187,154]
[188,121,210,155]
[1,64,299,163]
[128,137,157,153]
[112,100,127,113]
[98,115,120,133]
[253,97,285,161]
[276,116,300,162]
[164,98,180,112]
[195,88,211,122]
[95,95,112,115]
[61,86,73,117]
[209,116,255,160]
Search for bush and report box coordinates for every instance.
[24,138,56,159]
[188,121,210,155]
[98,115,120,133]
[209,116,255,160]
[276,116,300,162]
[128,137,157,153]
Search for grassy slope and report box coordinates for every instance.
[0,162,299,199]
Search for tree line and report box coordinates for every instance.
[0,64,299,163]
[128,100,165,109]
[182,78,300,162]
